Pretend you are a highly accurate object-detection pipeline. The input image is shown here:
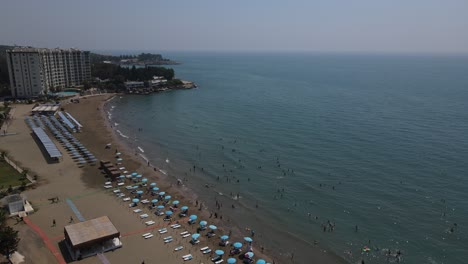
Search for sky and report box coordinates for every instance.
[1,0,467,54]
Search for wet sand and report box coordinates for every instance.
[0,94,347,264]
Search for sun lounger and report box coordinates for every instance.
[104,185,112,189]
[200,247,209,251]
[125,186,133,190]
[202,248,212,254]
[158,228,167,234]
[164,238,173,243]
[119,167,125,170]
[123,171,128,174]
[174,246,184,251]
[182,254,193,261]
[145,221,155,226]
[190,239,200,244]
[140,214,149,219]
[113,189,121,193]
[180,231,189,235]
[123,197,130,201]
[105,181,112,185]
[182,233,191,238]
[144,234,154,239]
[141,199,149,204]
[117,193,125,197]
[215,260,224,264]
[171,224,181,229]
[118,182,124,186]
[133,209,142,213]
[156,211,164,216]
[142,232,153,239]
[163,236,172,241]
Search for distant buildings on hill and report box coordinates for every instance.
[6,47,91,97]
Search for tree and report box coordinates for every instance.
[83,80,91,90]
[0,226,20,263]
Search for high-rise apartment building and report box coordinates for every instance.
[6,47,91,97]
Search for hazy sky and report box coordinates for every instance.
[1,0,467,53]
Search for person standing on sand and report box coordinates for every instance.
[52,219,56,227]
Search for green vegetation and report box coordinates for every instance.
[0,197,20,262]
[90,52,172,64]
[0,160,23,190]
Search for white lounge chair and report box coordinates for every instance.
[163,236,172,241]
[142,232,151,237]
[200,247,209,251]
[104,185,112,189]
[123,197,130,201]
[140,214,149,219]
[133,209,142,213]
[118,182,124,186]
[202,248,212,254]
[182,254,192,261]
[180,231,188,235]
[144,234,153,239]
[125,186,133,190]
[182,233,191,238]
[171,224,181,229]
[141,199,149,204]
[113,189,120,193]
[215,260,223,264]
[174,246,184,251]
[105,181,112,185]
[145,221,155,226]
[164,238,173,243]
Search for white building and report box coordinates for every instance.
[124,81,145,89]
[6,47,91,97]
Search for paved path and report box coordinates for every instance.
[66,198,85,222]
[23,217,66,264]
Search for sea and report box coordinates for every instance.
[103,52,468,264]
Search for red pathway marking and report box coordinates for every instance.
[23,217,66,264]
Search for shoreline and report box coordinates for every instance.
[101,94,350,264]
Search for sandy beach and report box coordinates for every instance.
[0,94,346,264]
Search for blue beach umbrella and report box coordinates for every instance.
[151,199,158,204]
[245,252,254,259]
[136,175,142,179]
[227,258,236,264]
[119,175,125,179]
[256,260,266,264]
[189,215,197,220]
[132,198,139,203]
[131,172,138,176]
[172,200,179,205]
[136,190,143,195]
[244,237,253,243]
[152,187,160,192]
[132,186,139,189]
[117,158,123,161]
[164,195,171,200]
[159,192,165,196]
[233,242,242,249]
[220,235,229,241]
[165,211,173,216]
[209,225,217,230]
[191,233,200,240]
[215,250,224,256]
[150,182,157,186]
[200,221,207,226]
[157,205,165,209]
[181,206,189,211]
[142,178,148,183]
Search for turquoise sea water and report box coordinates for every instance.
[106,52,468,263]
